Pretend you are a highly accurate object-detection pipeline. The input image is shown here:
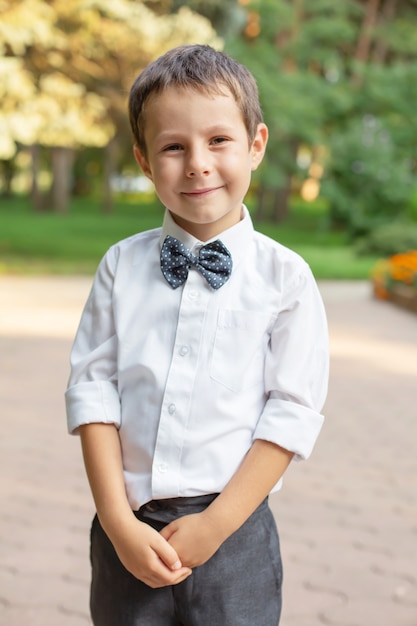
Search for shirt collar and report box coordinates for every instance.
[160,206,254,267]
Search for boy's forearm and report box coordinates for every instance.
[79,423,134,534]
[204,439,294,542]
[79,423,192,586]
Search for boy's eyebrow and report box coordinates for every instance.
[155,124,238,139]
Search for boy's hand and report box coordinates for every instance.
[160,511,224,569]
[110,516,192,588]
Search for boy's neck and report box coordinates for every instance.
[167,207,244,242]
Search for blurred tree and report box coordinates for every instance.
[322,114,414,237]
[226,0,417,230]
[323,0,417,233]
[0,0,219,211]
[226,0,360,221]
[0,1,114,210]
[159,0,246,37]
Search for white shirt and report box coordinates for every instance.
[65,207,329,510]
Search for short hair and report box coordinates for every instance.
[128,44,263,156]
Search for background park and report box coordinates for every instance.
[1,0,417,300]
[1,2,417,626]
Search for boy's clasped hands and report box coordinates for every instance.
[112,509,223,588]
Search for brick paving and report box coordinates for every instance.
[1,276,416,626]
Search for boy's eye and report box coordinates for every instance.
[163,144,183,151]
[211,137,228,145]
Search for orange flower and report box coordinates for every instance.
[371,250,417,300]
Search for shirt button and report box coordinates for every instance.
[179,345,189,356]
[158,463,168,473]
[168,403,176,415]
[188,290,199,300]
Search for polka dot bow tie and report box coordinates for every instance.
[160,235,233,290]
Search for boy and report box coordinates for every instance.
[65,44,328,625]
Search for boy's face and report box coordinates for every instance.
[134,86,268,241]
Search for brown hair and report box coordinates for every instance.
[129,44,263,156]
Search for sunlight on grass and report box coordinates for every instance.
[292,246,379,279]
[0,195,378,279]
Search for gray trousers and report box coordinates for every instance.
[90,495,282,626]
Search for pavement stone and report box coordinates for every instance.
[1,276,417,626]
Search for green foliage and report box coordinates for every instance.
[322,115,415,237]
[4,0,417,233]
[356,221,417,257]
[284,0,362,68]
[322,59,417,236]
[225,0,362,218]
[168,0,245,37]
[378,15,417,56]
[225,0,417,227]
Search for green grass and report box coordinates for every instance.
[0,195,163,274]
[0,194,379,279]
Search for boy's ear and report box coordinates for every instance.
[133,145,153,180]
[251,123,268,171]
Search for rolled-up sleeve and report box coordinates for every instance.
[254,265,329,460]
[65,247,121,434]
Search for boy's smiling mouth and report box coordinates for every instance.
[181,186,223,197]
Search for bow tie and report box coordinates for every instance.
[160,235,232,290]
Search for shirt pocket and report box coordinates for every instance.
[210,310,275,392]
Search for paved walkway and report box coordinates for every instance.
[0,277,416,626]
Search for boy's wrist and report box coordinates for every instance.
[98,505,138,541]
[200,500,240,544]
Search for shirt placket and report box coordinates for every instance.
[152,268,210,498]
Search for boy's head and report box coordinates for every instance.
[128,44,268,240]
[129,44,263,157]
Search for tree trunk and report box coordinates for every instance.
[50,147,75,213]
[255,185,292,222]
[354,0,382,65]
[272,185,291,223]
[102,137,118,214]
[255,184,267,220]
[1,158,15,197]
[372,0,399,63]
[30,145,44,212]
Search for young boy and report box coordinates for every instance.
[65,44,329,626]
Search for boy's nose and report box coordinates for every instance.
[185,149,210,177]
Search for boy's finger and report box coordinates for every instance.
[152,535,184,571]
[148,566,192,589]
[159,524,174,541]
